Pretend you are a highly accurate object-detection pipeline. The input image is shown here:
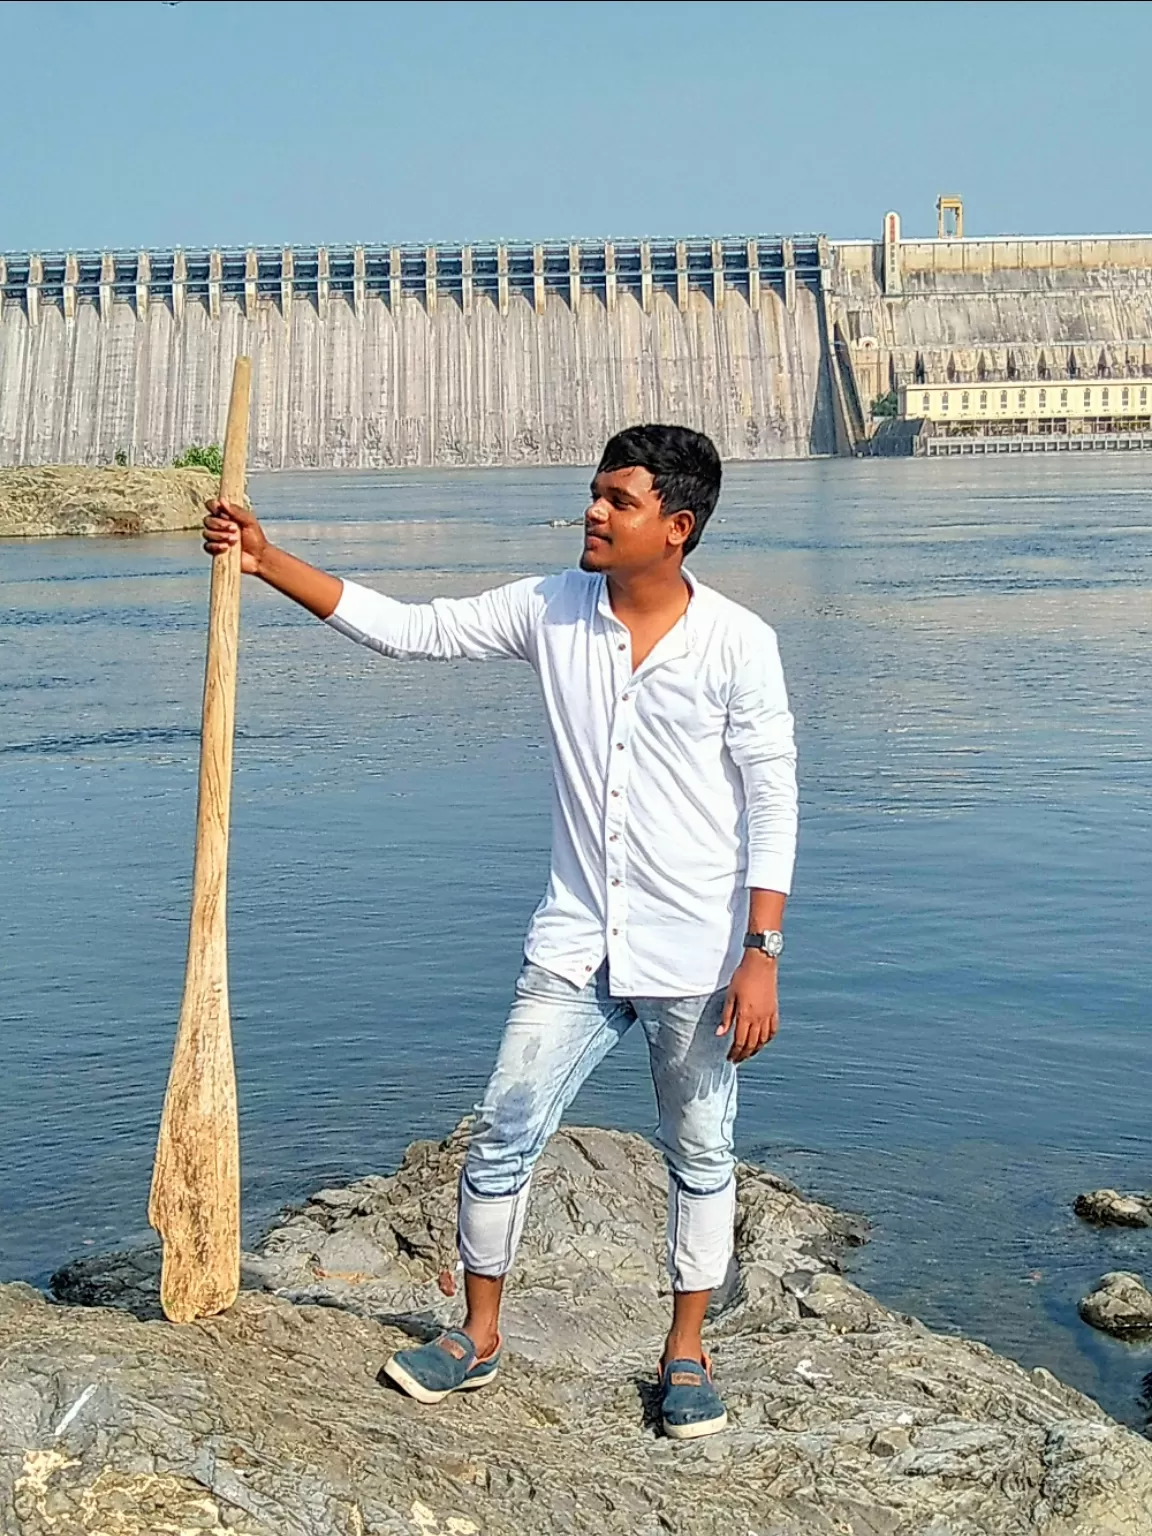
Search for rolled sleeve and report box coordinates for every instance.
[326,576,541,662]
[724,624,798,894]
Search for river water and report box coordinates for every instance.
[2,457,1149,1429]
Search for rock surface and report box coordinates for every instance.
[0,466,215,538]
[1079,1271,1152,1337]
[3,1124,1151,1535]
[1074,1189,1152,1228]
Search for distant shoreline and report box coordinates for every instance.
[0,465,214,539]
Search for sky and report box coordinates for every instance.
[2,0,1151,253]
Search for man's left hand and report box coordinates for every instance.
[717,954,779,1063]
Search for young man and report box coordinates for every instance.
[203,424,797,1440]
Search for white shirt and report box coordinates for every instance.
[328,568,797,997]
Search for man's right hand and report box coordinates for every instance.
[203,499,267,576]
[202,498,344,619]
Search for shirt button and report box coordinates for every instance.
[609,833,618,842]
[610,790,619,798]
[615,742,624,751]
[617,643,626,652]
[612,878,621,886]
[612,927,619,936]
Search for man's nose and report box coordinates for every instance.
[586,497,610,525]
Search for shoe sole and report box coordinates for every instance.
[662,1409,729,1440]
[383,1356,499,1405]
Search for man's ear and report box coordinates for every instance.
[667,510,695,549]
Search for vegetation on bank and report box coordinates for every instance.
[172,444,224,476]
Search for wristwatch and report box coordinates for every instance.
[743,929,785,959]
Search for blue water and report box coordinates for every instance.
[2,456,1149,1428]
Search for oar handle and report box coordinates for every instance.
[219,359,251,508]
[192,358,251,937]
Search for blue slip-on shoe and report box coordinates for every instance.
[659,1354,728,1439]
[384,1329,501,1405]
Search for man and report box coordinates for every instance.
[203,424,797,1440]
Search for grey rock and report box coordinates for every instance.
[794,1271,891,1332]
[11,1122,1152,1534]
[870,1425,911,1457]
[0,466,216,538]
[1079,1271,1152,1336]
[1074,1189,1152,1228]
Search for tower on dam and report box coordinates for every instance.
[5,212,1152,469]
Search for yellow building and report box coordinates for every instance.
[901,379,1152,433]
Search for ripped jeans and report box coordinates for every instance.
[459,960,737,1293]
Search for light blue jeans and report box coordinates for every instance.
[459,960,738,1292]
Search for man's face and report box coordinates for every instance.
[580,466,694,575]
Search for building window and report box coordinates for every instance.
[1000,390,1008,408]
[1018,390,1027,410]
[1123,388,1130,408]
[1060,389,1068,408]
[961,392,969,409]
[1102,388,1110,408]
[922,393,930,414]
[1039,389,1047,408]
[1084,389,1092,408]
[1142,387,1148,407]
[979,390,988,408]
[941,392,949,410]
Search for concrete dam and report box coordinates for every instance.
[4,215,1152,468]
[0,239,838,469]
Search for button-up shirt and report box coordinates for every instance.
[328,567,797,997]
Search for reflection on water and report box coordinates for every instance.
[2,456,1150,1427]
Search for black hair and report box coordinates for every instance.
[596,424,721,556]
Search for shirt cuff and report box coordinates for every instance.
[744,853,795,895]
[325,578,379,639]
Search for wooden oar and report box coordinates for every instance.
[149,356,251,1323]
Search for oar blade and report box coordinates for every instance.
[149,995,240,1322]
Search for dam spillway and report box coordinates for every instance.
[5,220,1152,469]
[0,238,839,470]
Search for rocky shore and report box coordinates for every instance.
[1073,1189,1152,1340]
[1075,1189,1152,1231]
[4,1124,1152,1535]
[1079,1272,1152,1337]
[0,466,215,538]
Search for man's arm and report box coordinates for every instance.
[204,499,537,661]
[204,499,342,617]
[718,622,799,1064]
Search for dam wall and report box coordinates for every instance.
[0,239,839,469]
[7,222,1152,467]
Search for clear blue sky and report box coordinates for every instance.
[3,0,1150,253]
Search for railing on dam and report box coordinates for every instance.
[0,237,826,321]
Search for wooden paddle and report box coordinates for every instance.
[149,356,251,1322]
